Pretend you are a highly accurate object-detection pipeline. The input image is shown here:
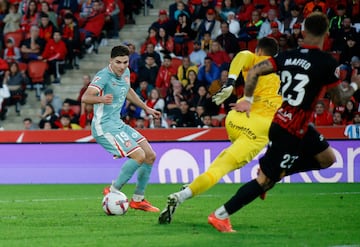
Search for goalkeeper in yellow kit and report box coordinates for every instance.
[159,37,282,224]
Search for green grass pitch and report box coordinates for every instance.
[0,183,359,247]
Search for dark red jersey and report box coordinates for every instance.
[269,45,341,137]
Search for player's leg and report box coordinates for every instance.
[286,125,334,176]
[208,123,293,232]
[129,138,159,212]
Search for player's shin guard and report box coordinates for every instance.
[224,179,265,215]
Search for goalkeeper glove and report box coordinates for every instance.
[212,78,235,105]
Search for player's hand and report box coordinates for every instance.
[230,100,252,118]
[102,94,113,104]
[212,84,234,105]
[146,108,161,119]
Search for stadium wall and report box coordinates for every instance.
[0,140,359,184]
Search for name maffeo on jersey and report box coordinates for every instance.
[284,58,311,70]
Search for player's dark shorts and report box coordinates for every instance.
[259,123,330,182]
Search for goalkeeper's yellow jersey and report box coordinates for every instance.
[229,50,282,118]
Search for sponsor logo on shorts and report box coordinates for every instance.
[228,120,257,140]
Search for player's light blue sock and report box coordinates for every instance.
[134,163,153,196]
[114,159,140,190]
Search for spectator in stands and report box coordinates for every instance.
[20,0,39,33]
[140,26,158,55]
[76,74,91,105]
[155,55,177,98]
[302,0,326,18]
[339,34,360,66]
[193,8,221,40]
[3,62,28,114]
[190,84,219,116]
[267,21,283,42]
[235,0,255,25]
[287,23,303,49]
[278,34,289,52]
[57,0,79,16]
[40,88,62,115]
[61,12,80,70]
[126,42,141,73]
[207,40,231,69]
[134,117,147,129]
[224,11,240,39]
[176,99,198,127]
[331,17,358,52]
[38,30,67,84]
[309,100,334,126]
[200,31,212,53]
[169,0,191,21]
[219,0,238,22]
[189,40,207,67]
[57,114,82,130]
[137,53,159,88]
[201,113,215,128]
[182,69,199,101]
[174,1,191,21]
[122,0,137,24]
[344,112,360,139]
[329,4,347,36]
[177,56,198,86]
[238,9,262,43]
[173,13,194,56]
[40,1,58,29]
[79,103,93,129]
[0,79,10,124]
[149,112,169,128]
[79,0,105,54]
[281,4,303,35]
[58,101,79,124]
[258,8,282,39]
[151,9,176,37]
[155,27,175,58]
[197,56,221,86]
[164,78,185,124]
[38,103,59,129]
[3,3,21,35]
[23,117,37,130]
[191,0,213,22]
[140,42,162,68]
[332,111,345,126]
[3,38,21,63]
[215,21,239,59]
[20,25,46,63]
[136,80,154,101]
[103,0,120,38]
[342,99,358,124]
[38,12,57,42]
[140,88,165,120]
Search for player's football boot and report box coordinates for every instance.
[129,199,160,212]
[257,168,267,200]
[208,212,236,233]
[102,186,110,195]
[158,193,180,224]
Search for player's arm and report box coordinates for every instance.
[231,59,275,117]
[212,51,252,105]
[127,88,161,118]
[327,70,360,106]
[81,86,113,104]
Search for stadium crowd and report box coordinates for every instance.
[0,0,359,136]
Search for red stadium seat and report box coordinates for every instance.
[4,31,24,47]
[27,61,48,99]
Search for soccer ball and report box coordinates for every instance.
[102,191,129,215]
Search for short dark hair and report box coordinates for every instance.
[257,37,279,57]
[111,45,130,58]
[304,12,329,37]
